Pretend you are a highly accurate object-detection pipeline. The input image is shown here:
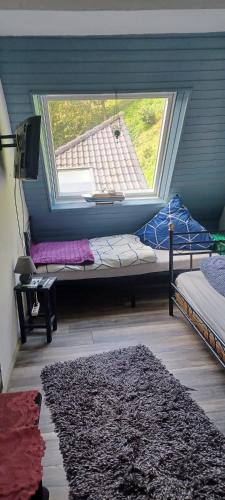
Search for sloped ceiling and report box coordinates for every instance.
[2,0,225,9]
[1,2,225,35]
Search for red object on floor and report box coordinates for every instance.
[0,427,45,500]
[0,390,41,431]
[0,390,46,500]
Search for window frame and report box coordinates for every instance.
[33,90,190,209]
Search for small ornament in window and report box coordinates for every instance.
[113,128,121,141]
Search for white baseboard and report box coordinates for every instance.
[3,338,20,393]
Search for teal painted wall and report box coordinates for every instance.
[0,34,225,240]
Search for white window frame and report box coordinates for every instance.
[34,90,190,209]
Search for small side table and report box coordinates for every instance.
[14,277,57,344]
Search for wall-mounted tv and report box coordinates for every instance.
[14,116,41,180]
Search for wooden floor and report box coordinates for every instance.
[9,284,225,499]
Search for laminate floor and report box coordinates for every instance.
[8,286,225,499]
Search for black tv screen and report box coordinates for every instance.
[14,115,41,180]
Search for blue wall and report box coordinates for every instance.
[1,34,225,240]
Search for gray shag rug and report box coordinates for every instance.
[41,345,225,499]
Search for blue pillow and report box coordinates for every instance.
[135,195,212,250]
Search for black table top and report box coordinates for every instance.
[14,276,57,291]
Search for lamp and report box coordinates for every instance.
[14,256,37,284]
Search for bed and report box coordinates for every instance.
[24,222,209,282]
[169,224,225,367]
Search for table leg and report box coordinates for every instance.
[31,481,49,499]
[52,284,57,331]
[26,290,34,329]
[16,290,27,343]
[44,290,52,343]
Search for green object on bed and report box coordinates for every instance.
[212,233,225,254]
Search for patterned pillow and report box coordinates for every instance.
[135,194,213,250]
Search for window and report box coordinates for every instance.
[35,91,190,207]
[58,168,95,195]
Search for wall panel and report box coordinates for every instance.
[0,34,225,239]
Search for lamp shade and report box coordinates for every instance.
[14,256,37,275]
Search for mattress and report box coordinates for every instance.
[176,270,225,342]
[36,232,210,281]
[36,234,153,277]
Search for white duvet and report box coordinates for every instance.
[89,234,156,269]
[36,234,156,273]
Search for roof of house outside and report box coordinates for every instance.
[55,114,148,192]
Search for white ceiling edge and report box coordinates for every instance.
[2,0,225,10]
[1,9,225,36]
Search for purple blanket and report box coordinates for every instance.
[31,240,94,266]
[201,256,225,297]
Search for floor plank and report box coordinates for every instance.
[8,291,225,498]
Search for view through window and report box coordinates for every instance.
[45,94,174,198]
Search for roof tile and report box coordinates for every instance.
[55,114,148,191]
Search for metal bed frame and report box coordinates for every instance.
[169,224,225,368]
